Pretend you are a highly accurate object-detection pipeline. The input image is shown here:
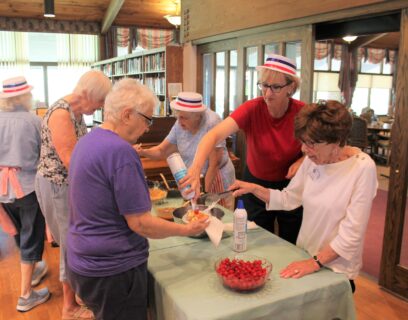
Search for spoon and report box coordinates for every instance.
[203,198,221,214]
[159,173,171,191]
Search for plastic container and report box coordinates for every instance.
[166,152,195,200]
[233,199,247,252]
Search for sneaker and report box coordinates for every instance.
[31,261,48,287]
[16,287,51,312]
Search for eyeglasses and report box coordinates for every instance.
[257,81,292,93]
[135,111,153,127]
[300,139,326,149]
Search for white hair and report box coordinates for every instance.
[0,93,32,112]
[73,70,112,102]
[104,78,158,121]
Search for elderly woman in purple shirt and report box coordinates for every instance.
[67,78,208,320]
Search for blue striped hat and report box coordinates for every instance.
[170,92,207,112]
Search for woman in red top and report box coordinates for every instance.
[182,54,304,244]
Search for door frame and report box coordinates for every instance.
[379,8,408,299]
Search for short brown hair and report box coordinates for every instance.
[295,100,352,147]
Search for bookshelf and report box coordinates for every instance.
[91,45,183,123]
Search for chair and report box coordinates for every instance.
[348,116,368,150]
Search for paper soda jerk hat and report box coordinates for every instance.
[170,92,207,112]
[0,76,33,98]
[256,54,299,79]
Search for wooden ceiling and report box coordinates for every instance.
[0,0,178,30]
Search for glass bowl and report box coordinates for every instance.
[214,254,272,292]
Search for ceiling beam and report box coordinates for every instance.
[349,33,388,50]
[101,0,125,34]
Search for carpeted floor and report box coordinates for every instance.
[362,188,408,279]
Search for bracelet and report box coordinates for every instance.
[313,255,324,269]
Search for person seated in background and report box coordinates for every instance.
[360,107,376,125]
[229,100,377,293]
[66,79,209,320]
[180,54,304,244]
[136,92,235,208]
[0,76,49,312]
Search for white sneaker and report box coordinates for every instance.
[16,287,51,312]
[31,261,48,287]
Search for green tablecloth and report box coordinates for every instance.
[148,202,356,320]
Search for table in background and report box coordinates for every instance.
[148,204,356,320]
[367,123,392,164]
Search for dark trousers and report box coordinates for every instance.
[2,192,45,262]
[68,262,148,320]
[242,167,303,245]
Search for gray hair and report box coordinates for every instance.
[73,70,112,102]
[258,68,300,96]
[0,93,32,112]
[104,78,158,121]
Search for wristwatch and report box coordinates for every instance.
[313,255,324,269]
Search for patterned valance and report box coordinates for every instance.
[0,17,100,35]
[315,41,396,65]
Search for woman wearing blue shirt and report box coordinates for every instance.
[137,92,235,204]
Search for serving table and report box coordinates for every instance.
[148,200,356,320]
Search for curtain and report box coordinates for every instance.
[338,45,359,108]
[0,31,29,76]
[315,41,330,60]
[137,28,175,49]
[56,33,99,68]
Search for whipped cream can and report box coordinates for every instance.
[166,152,195,200]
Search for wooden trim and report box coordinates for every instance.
[300,25,315,103]
[191,1,407,45]
[223,52,230,119]
[101,0,125,34]
[379,8,408,299]
[210,53,216,111]
[197,39,238,54]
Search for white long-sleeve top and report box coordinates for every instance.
[267,152,378,279]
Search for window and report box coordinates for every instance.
[229,50,238,112]
[245,47,258,101]
[202,53,213,108]
[215,52,225,118]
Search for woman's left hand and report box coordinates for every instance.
[228,180,256,197]
[280,258,318,279]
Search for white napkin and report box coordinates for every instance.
[205,215,224,247]
[223,221,259,232]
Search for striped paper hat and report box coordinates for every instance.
[0,76,33,98]
[256,54,299,79]
[170,92,207,112]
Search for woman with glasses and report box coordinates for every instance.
[66,79,208,320]
[136,92,235,207]
[228,100,377,292]
[35,70,112,320]
[181,54,304,243]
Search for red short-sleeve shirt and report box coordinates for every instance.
[230,97,304,181]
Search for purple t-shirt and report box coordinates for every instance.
[67,127,151,277]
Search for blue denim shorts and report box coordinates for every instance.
[2,192,45,263]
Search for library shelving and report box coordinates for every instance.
[91,45,183,123]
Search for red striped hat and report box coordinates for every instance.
[0,76,33,98]
[170,92,207,112]
[256,54,299,79]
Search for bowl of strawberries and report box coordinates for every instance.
[215,254,272,292]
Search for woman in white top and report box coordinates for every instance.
[229,100,378,293]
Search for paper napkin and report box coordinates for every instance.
[205,215,224,247]
[223,221,259,232]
